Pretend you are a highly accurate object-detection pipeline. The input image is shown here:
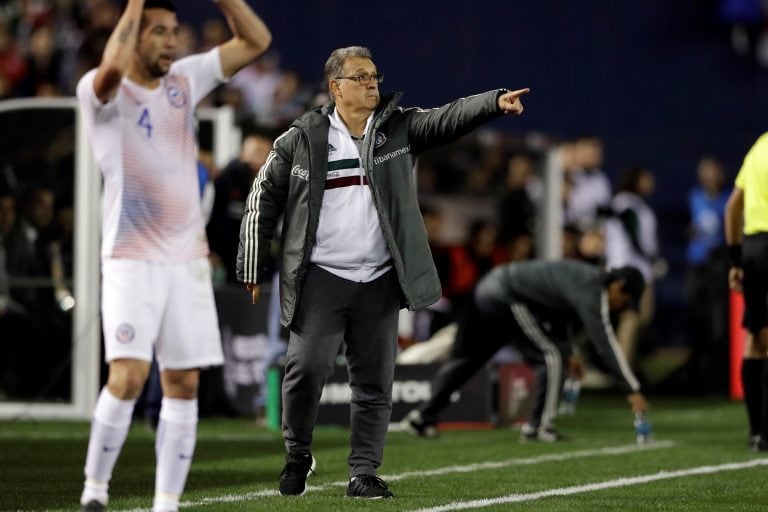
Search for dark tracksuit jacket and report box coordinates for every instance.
[479,259,641,391]
[236,90,508,326]
[422,259,640,431]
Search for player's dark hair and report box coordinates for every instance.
[143,0,176,12]
[121,0,176,13]
[616,165,649,195]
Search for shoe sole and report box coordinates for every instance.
[279,456,317,496]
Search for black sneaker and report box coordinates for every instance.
[81,500,106,512]
[346,475,394,499]
[278,452,316,496]
[400,409,438,438]
[752,436,768,452]
[520,423,561,443]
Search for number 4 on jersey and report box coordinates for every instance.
[138,108,153,138]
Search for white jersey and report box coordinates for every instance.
[604,191,658,282]
[76,48,225,261]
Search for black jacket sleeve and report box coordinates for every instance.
[236,128,295,284]
[404,89,505,154]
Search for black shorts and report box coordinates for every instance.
[742,233,768,334]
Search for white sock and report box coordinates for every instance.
[81,388,136,505]
[154,397,198,512]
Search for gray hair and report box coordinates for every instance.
[324,46,373,99]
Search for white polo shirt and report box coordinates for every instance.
[310,109,392,282]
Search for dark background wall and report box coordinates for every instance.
[179,0,768,205]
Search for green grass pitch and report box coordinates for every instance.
[1,394,765,511]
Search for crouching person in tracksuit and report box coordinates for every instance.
[402,259,650,441]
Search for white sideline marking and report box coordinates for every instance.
[408,458,768,512]
[380,441,674,481]
[110,441,674,510]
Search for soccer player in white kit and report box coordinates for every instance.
[75,1,271,511]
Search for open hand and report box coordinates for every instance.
[245,282,261,304]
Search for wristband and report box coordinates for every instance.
[728,244,742,267]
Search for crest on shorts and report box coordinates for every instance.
[116,323,135,343]
[166,86,186,108]
[374,132,387,148]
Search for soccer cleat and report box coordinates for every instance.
[346,475,394,498]
[399,409,438,438]
[81,500,106,512]
[752,436,768,452]
[278,452,316,495]
[520,423,561,443]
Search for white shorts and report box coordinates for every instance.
[101,257,224,370]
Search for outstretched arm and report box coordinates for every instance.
[214,0,272,78]
[92,0,144,102]
[406,88,530,153]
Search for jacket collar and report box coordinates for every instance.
[292,92,404,132]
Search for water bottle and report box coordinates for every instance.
[634,411,652,444]
[559,378,581,415]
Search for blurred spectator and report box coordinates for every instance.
[49,0,85,95]
[207,129,274,282]
[420,204,451,283]
[565,135,612,231]
[46,194,75,311]
[74,0,119,83]
[226,50,282,125]
[605,166,659,282]
[0,17,28,98]
[0,233,21,396]
[17,24,64,97]
[19,185,55,253]
[411,204,452,340]
[176,22,199,59]
[200,17,229,51]
[604,165,659,366]
[685,156,731,392]
[719,0,765,62]
[464,130,505,193]
[0,190,37,277]
[498,153,537,244]
[266,69,311,129]
[444,219,506,311]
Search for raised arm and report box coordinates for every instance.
[214,0,272,78]
[92,0,144,102]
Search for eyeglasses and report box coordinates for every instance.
[334,73,384,86]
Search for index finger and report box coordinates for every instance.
[507,88,531,98]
